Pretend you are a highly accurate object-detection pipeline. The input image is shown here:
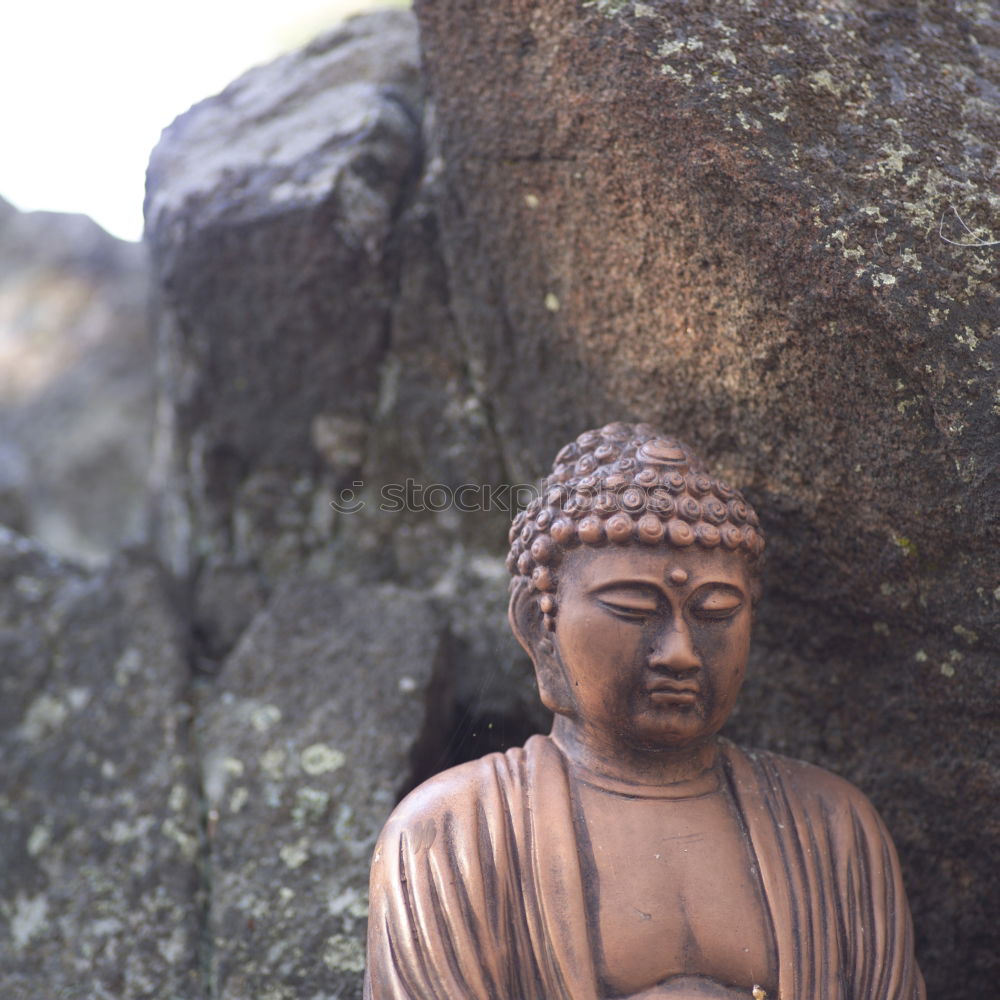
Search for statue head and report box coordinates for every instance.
[506,422,764,621]
[507,422,764,749]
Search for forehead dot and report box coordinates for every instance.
[668,568,689,586]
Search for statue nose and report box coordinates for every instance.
[648,620,701,673]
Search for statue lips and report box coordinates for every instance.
[646,680,700,706]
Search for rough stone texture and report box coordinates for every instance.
[143,12,543,999]
[199,581,449,999]
[145,9,427,588]
[0,529,203,999]
[0,196,154,565]
[145,9,541,733]
[411,2,998,996]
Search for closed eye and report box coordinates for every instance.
[691,605,740,622]
[591,584,662,623]
[598,599,653,623]
[689,587,744,622]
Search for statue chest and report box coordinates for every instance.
[574,777,777,997]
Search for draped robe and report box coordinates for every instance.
[364,735,925,1000]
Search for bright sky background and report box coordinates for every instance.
[0,1,406,242]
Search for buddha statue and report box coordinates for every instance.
[364,423,925,1000]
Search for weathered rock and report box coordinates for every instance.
[199,580,449,999]
[141,12,547,997]
[411,2,998,996]
[0,196,153,565]
[145,9,427,588]
[0,529,203,998]
[144,8,536,727]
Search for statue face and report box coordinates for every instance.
[548,544,752,752]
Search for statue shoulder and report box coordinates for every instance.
[374,737,541,851]
[726,741,887,828]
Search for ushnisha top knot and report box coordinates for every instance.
[506,423,763,622]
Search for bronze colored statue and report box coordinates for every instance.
[364,423,925,999]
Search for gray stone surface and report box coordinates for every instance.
[0,196,153,565]
[144,7,535,729]
[0,529,203,999]
[199,580,449,1000]
[1,10,542,1000]
[145,9,426,588]
[140,13,540,998]
[411,3,998,996]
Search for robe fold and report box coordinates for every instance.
[364,735,925,1000]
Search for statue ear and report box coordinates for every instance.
[508,579,574,716]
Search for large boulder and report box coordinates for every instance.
[0,530,203,998]
[0,197,153,565]
[411,2,998,996]
[145,8,430,588]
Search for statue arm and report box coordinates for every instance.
[363,763,534,1000]
[834,788,927,1000]
[364,810,496,1000]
